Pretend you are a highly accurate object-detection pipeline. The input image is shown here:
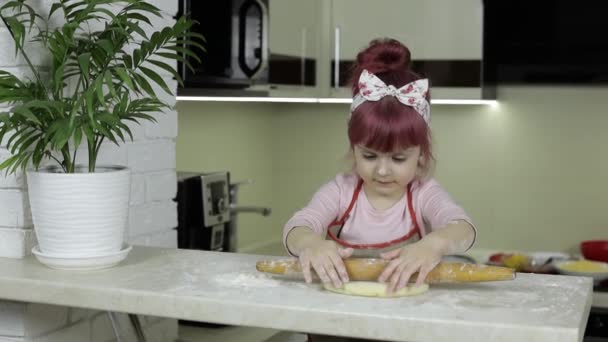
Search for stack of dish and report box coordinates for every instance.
[553,259,608,283]
[553,240,608,284]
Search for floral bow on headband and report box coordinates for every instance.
[350,69,431,123]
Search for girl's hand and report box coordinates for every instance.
[378,238,445,294]
[299,240,353,288]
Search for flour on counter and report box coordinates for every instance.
[183,272,198,283]
[213,272,281,287]
[164,272,314,296]
[212,272,313,289]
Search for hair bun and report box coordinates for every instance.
[356,38,411,74]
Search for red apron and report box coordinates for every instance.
[326,179,421,258]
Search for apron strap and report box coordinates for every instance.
[405,182,420,234]
[332,179,363,226]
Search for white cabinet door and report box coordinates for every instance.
[331,0,482,60]
[267,0,485,99]
[329,0,484,98]
[268,0,322,95]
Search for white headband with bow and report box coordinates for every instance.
[350,69,431,123]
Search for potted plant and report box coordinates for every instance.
[0,0,203,268]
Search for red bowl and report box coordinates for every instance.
[580,240,608,263]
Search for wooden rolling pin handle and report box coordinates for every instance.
[256,259,516,283]
[425,262,516,283]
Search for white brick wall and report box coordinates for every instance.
[0,189,32,227]
[0,170,25,188]
[128,200,178,239]
[0,228,36,259]
[0,29,50,68]
[0,0,180,340]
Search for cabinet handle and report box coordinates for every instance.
[334,26,341,89]
[301,27,307,86]
[238,0,269,78]
[259,0,269,77]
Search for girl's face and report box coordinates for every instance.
[353,145,421,198]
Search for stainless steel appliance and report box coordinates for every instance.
[175,172,272,253]
[177,0,269,89]
[176,172,231,251]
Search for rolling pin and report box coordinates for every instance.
[256,258,516,283]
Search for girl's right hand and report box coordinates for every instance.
[299,240,353,288]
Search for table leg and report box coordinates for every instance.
[106,312,123,342]
[106,312,147,342]
[129,314,147,342]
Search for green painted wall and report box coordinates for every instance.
[176,101,277,253]
[177,86,608,256]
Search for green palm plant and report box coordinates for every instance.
[0,0,204,173]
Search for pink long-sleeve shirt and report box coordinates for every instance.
[283,173,475,253]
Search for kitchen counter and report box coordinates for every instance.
[465,248,608,309]
[0,246,594,342]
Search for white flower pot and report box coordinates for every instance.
[26,165,131,257]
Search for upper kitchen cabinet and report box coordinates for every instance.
[327,0,491,100]
[177,0,324,98]
[176,0,493,100]
[267,0,323,97]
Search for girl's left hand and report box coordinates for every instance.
[378,238,445,294]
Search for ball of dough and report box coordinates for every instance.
[323,281,429,298]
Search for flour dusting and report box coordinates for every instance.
[183,272,198,282]
[213,272,283,287]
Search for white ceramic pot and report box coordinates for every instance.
[26,165,131,257]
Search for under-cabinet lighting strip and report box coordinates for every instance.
[177,96,317,103]
[176,96,498,106]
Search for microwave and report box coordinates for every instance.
[178,0,269,89]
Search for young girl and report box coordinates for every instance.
[283,38,476,297]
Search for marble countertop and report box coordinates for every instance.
[0,246,594,342]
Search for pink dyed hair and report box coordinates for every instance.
[347,38,435,177]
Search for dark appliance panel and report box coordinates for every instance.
[586,280,608,341]
[585,307,608,341]
[483,0,608,85]
[178,0,269,89]
[175,172,231,252]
